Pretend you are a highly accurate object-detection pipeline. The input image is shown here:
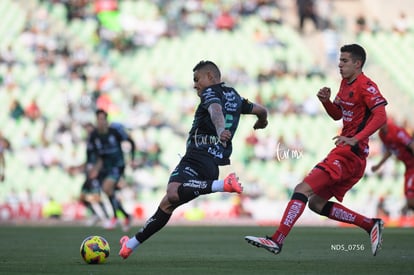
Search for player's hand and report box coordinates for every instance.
[333,135,358,146]
[218,129,231,147]
[317,87,331,102]
[253,119,268,130]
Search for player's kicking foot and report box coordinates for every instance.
[370,218,384,256]
[119,236,133,259]
[223,173,243,193]
[245,236,281,255]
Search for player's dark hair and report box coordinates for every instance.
[340,44,366,68]
[193,60,221,79]
[95,109,108,118]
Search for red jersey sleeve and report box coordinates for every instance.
[359,80,387,110]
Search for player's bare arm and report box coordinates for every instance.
[208,102,231,143]
[317,87,342,120]
[251,103,268,130]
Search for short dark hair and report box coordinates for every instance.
[340,44,366,68]
[95,109,108,117]
[193,60,221,79]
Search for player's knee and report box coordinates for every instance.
[166,183,180,204]
[308,198,320,213]
[308,197,329,215]
[293,182,313,197]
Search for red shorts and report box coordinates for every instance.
[404,168,414,199]
[304,145,366,202]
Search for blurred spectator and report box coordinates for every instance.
[0,45,17,66]
[38,140,62,169]
[9,99,25,121]
[322,21,340,69]
[371,17,383,35]
[42,196,63,219]
[302,95,320,117]
[355,13,368,36]
[257,3,283,25]
[215,10,237,31]
[244,130,259,163]
[2,66,18,91]
[393,12,410,35]
[230,194,252,218]
[296,0,319,33]
[25,98,42,122]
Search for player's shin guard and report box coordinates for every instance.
[135,207,171,243]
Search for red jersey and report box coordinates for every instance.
[379,122,414,169]
[334,73,387,157]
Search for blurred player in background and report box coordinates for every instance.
[79,122,110,226]
[119,60,268,259]
[88,109,137,231]
[0,135,5,182]
[371,118,414,215]
[245,44,388,256]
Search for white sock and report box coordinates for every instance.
[211,180,224,192]
[126,236,140,250]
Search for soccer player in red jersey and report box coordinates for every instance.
[371,119,414,215]
[245,44,388,256]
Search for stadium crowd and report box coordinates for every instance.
[1,0,413,223]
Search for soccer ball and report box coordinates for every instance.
[80,235,110,264]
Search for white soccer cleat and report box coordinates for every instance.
[370,218,384,256]
[245,236,281,255]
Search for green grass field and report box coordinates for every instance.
[0,225,412,275]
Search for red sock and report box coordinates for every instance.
[326,202,374,233]
[272,193,308,245]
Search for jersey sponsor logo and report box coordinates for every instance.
[207,146,223,159]
[223,90,238,112]
[342,110,354,122]
[183,179,208,189]
[224,101,238,111]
